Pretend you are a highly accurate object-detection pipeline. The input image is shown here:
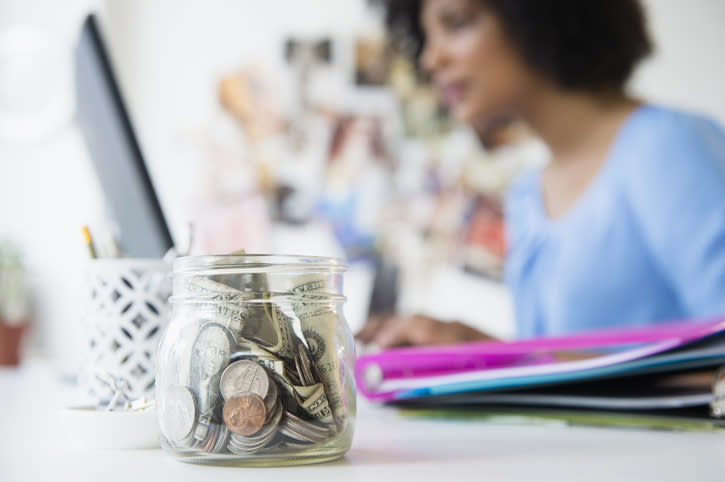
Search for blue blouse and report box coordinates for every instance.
[504,104,725,338]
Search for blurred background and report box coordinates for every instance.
[1,0,724,370]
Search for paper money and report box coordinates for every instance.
[289,274,346,425]
[254,356,285,377]
[230,343,286,377]
[189,322,234,414]
[184,277,247,334]
[182,276,246,302]
[293,382,334,425]
[241,303,298,360]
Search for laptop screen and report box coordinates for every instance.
[74,13,174,258]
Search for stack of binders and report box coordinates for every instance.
[356,318,725,427]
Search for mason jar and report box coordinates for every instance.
[156,255,355,465]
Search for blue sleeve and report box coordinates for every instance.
[625,111,725,317]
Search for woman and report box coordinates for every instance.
[358,0,725,347]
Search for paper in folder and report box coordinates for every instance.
[355,318,725,417]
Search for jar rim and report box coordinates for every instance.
[172,254,347,274]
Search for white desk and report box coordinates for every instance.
[2,359,724,482]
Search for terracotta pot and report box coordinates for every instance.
[0,320,26,366]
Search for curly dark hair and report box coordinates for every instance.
[374,0,653,92]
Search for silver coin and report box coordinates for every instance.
[161,385,197,443]
[227,440,260,455]
[199,422,219,453]
[228,435,271,453]
[278,423,305,442]
[279,411,313,442]
[282,439,316,449]
[264,379,278,417]
[297,343,316,386]
[228,432,272,454]
[212,424,231,453]
[219,360,270,400]
[284,364,302,386]
[281,411,331,442]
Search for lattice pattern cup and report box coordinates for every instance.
[78,259,172,403]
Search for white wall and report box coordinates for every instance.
[104,0,370,132]
[0,0,101,369]
[632,0,725,125]
[1,0,724,366]
[101,0,379,245]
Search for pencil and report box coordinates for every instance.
[82,225,97,259]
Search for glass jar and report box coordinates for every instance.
[156,255,355,466]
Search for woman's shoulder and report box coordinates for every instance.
[614,104,725,237]
[622,104,725,158]
[616,104,725,185]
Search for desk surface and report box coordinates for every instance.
[2,360,724,482]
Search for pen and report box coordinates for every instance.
[82,225,97,259]
[101,230,121,258]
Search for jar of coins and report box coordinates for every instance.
[156,255,356,465]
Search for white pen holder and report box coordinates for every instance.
[78,258,172,403]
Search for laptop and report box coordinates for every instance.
[74,13,174,258]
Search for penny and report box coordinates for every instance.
[223,392,267,436]
[202,422,230,454]
[243,400,283,443]
[200,422,219,452]
[161,385,197,443]
[220,360,270,401]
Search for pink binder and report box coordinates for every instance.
[356,317,725,401]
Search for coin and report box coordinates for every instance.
[280,410,331,443]
[264,378,278,417]
[214,424,231,453]
[161,385,197,443]
[198,421,230,454]
[200,422,219,453]
[223,392,267,436]
[241,399,283,443]
[220,360,270,400]
[227,402,282,454]
[297,343,316,386]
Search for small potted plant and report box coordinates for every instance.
[0,240,29,366]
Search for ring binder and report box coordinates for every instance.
[357,317,725,421]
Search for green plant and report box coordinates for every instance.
[0,239,22,270]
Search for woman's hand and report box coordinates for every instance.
[356,313,494,349]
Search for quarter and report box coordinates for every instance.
[161,385,197,443]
